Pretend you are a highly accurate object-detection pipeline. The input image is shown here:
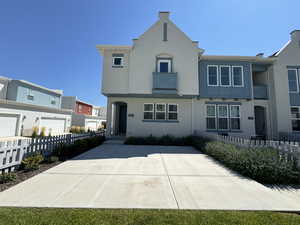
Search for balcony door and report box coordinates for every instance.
[157,59,171,73]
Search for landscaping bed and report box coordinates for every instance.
[0,135,106,192]
[0,208,299,225]
[125,135,300,185]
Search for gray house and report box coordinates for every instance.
[0,77,71,138]
[96,12,299,140]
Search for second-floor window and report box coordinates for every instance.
[157,59,171,73]
[207,65,218,86]
[27,89,34,100]
[288,69,299,93]
[207,65,244,87]
[112,53,124,67]
[78,105,82,112]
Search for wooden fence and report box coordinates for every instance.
[200,133,300,166]
[0,131,105,173]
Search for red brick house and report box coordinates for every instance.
[75,100,92,115]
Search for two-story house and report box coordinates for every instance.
[0,77,72,137]
[61,96,104,131]
[97,12,300,140]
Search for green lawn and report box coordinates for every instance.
[0,208,299,225]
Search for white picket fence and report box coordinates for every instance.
[200,133,300,166]
[0,131,105,172]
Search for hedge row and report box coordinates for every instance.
[124,135,300,184]
[53,135,106,160]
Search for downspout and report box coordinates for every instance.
[191,97,194,135]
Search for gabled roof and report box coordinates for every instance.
[270,40,291,57]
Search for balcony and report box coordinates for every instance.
[253,85,268,99]
[152,72,177,94]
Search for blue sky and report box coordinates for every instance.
[0,0,299,106]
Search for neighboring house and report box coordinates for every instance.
[61,96,103,131]
[97,11,300,139]
[92,106,107,128]
[0,76,72,138]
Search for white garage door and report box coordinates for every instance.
[86,121,97,131]
[0,114,18,137]
[40,118,65,135]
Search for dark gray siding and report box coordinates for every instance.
[199,60,252,99]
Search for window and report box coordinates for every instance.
[78,105,82,112]
[218,105,229,130]
[157,59,171,73]
[206,105,217,130]
[230,105,241,130]
[207,65,218,86]
[288,69,299,93]
[27,89,34,100]
[51,97,56,105]
[112,53,124,67]
[168,104,178,120]
[220,66,231,86]
[232,66,244,87]
[143,104,154,120]
[291,107,300,131]
[155,103,166,120]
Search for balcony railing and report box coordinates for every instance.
[253,85,268,99]
[152,72,177,94]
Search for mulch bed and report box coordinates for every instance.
[0,161,62,192]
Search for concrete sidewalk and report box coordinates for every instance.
[0,140,299,210]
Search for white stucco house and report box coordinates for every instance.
[0,76,72,138]
[97,12,300,140]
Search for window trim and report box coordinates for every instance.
[167,103,178,121]
[230,105,241,131]
[155,103,166,120]
[291,106,300,132]
[217,105,229,130]
[288,68,299,93]
[157,59,171,73]
[143,103,154,120]
[207,65,219,86]
[112,56,123,66]
[220,65,231,87]
[232,66,244,87]
[206,104,217,130]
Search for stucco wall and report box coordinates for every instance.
[0,105,71,137]
[7,81,61,109]
[107,97,256,137]
[272,32,300,135]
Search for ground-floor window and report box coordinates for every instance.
[291,107,300,131]
[143,103,178,121]
[206,104,241,131]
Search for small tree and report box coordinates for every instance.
[40,127,46,137]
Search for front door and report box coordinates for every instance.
[118,104,127,135]
[254,106,266,138]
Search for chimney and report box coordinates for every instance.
[159,11,170,20]
[290,30,300,41]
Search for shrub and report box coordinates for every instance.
[31,126,39,138]
[53,136,106,160]
[40,127,46,137]
[45,156,59,163]
[0,173,16,184]
[80,127,86,133]
[21,153,44,171]
[203,141,300,184]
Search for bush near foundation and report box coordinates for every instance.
[202,141,300,184]
[53,135,106,160]
[0,173,16,184]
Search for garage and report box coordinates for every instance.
[0,114,19,138]
[86,120,98,131]
[40,118,66,135]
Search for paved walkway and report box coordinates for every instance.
[0,140,299,210]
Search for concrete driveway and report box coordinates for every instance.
[0,140,299,210]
